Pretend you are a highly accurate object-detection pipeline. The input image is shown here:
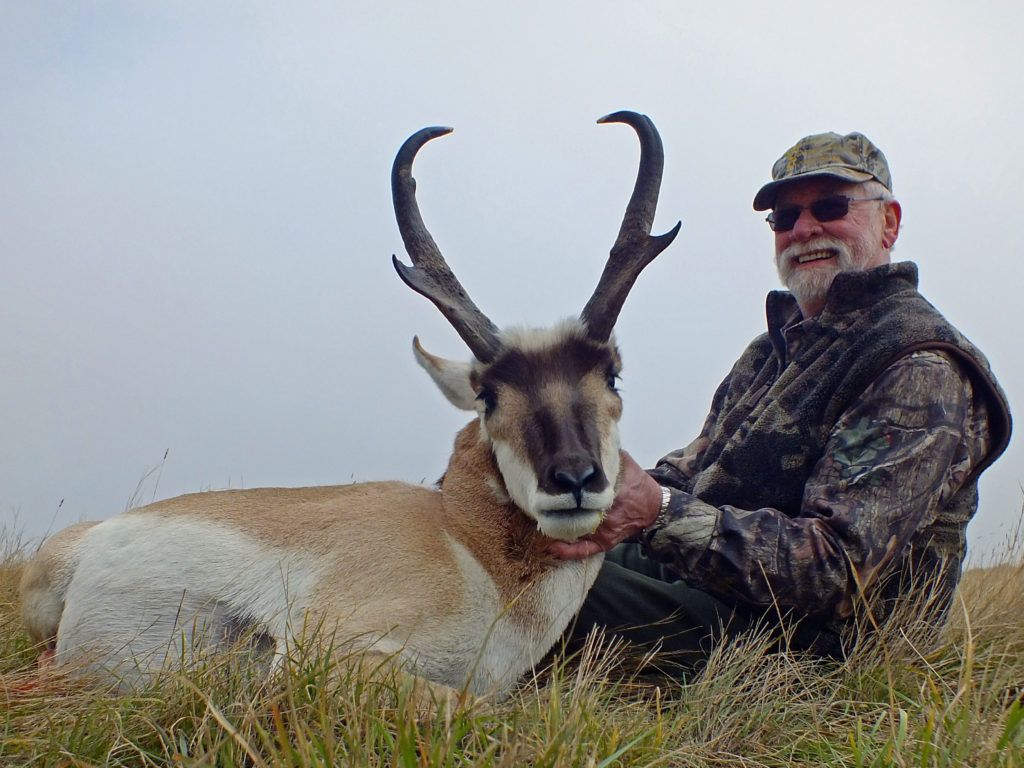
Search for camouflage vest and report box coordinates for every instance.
[689,262,1011,617]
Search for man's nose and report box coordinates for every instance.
[790,208,822,240]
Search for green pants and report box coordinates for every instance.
[570,542,846,666]
[568,542,751,671]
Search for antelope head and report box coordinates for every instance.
[392,111,680,542]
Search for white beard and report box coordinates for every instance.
[775,236,859,311]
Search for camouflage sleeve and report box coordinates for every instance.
[642,350,991,619]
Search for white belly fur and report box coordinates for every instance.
[56,514,319,687]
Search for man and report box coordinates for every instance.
[553,131,1012,661]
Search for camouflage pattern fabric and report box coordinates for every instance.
[641,262,1011,651]
[753,131,892,211]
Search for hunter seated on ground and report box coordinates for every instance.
[551,130,1012,666]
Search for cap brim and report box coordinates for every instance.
[752,167,875,211]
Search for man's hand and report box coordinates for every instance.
[548,451,664,559]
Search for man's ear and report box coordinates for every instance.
[882,200,902,249]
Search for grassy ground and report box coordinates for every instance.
[2,524,1023,767]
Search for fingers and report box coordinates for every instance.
[548,538,605,560]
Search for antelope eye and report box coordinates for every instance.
[476,388,497,415]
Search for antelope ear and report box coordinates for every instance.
[412,337,479,411]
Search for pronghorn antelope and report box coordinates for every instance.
[19,111,680,701]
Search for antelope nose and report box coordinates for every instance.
[552,464,597,507]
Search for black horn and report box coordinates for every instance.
[391,126,503,363]
[580,111,681,341]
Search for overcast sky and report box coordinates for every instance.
[2,1,1021,562]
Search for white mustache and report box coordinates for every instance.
[779,237,852,268]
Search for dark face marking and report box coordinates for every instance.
[479,334,620,396]
[479,333,622,505]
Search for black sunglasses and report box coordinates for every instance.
[766,194,885,232]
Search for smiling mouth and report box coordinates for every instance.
[794,249,836,264]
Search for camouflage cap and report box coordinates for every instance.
[752,131,892,211]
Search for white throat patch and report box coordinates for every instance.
[490,423,620,542]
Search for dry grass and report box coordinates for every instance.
[3,520,1024,767]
